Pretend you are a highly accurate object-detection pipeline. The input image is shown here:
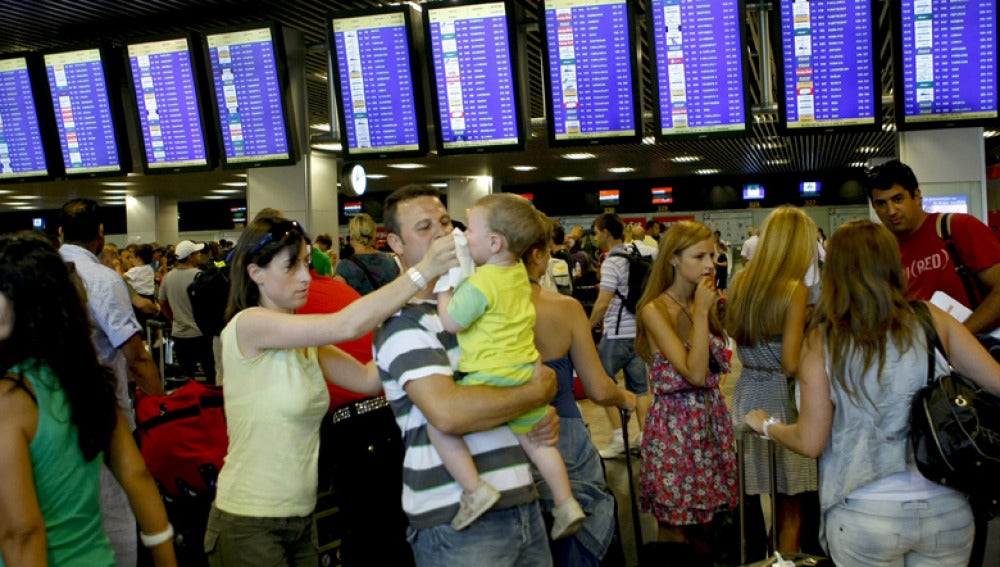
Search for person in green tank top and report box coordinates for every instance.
[0,232,176,567]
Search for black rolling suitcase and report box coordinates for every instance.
[736,426,830,567]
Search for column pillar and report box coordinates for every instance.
[157,197,178,246]
[125,195,158,244]
[446,176,493,225]
[898,127,988,221]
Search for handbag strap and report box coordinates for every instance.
[346,255,382,291]
[913,301,950,386]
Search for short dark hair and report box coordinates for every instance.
[865,160,919,200]
[59,199,102,244]
[314,233,333,248]
[594,212,625,240]
[383,184,443,237]
[552,223,566,245]
[645,220,658,230]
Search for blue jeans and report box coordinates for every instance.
[407,502,552,567]
[597,336,649,395]
[825,492,973,566]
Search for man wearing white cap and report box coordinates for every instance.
[158,240,215,383]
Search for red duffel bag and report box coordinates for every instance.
[135,380,228,496]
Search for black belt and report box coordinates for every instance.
[330,395,390,425]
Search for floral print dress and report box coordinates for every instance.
[639,334,739,525]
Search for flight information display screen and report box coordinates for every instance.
[43,48,123,175]
[126,37,211,170]
[780,0,878,129]
[898,0,998,124]
[426,1,522,153]
[651,0,747,136]
[544,0,639,143]
[330,9,424,156]
[205,26,294,164]
[0,57,50,180]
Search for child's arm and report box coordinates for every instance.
[436,289,467,334]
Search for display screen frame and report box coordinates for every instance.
[799,181,821,197]
[327,5,429,159]
[123,32,216,174]
[540,0,643,147]
[0,52,61,183]
[890,0,1000,130]
[200,21,301,170]
[40,43,132,179]
[651,186,674,205]
[774,0,882,134]
[423,0,527,156]
[598,188,621,206]
[647,0,752,140]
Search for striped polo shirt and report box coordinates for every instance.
[373,300,537,529]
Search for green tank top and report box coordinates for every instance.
[0,361,114,567]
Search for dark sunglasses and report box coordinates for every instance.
[247,220,303,259]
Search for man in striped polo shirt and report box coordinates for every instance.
[375,185,558,566]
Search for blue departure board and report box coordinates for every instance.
[543,0,640,144]
[0,57,50,180]
[126,36,211,171]
[779,0,877,129]
[426,0,523,154]
[330,9,424,156]
[651,0,748,136]
[898,0,998,125]
[204,26,295,165]
[43,48,123,176]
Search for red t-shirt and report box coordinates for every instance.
[898,213,1000,307]
[297,272,376,409]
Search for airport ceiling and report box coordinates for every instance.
[1,0,998,212]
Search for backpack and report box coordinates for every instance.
[187,261,229,337]
[935,213,988,307]
[544,257,573,296]
[609,244,654,333]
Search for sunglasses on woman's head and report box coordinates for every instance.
[248,220,303,259]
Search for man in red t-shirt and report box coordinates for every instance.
[298,271,413,566]
[867,160,1000,335]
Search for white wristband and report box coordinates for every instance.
[140,523,174,548]
[762,416,781,439]
[407,267,427,290]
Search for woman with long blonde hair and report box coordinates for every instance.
[745,220,1000,564]
[726,206,818,552]
[634,221,737,563]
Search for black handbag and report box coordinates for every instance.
[909,307,1000,519]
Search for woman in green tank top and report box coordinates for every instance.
[0,232,176,566]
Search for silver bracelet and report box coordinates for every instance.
[139,523,174,548]
[762,416,781,439]
[406,267,427,290]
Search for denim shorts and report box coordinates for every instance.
[597,336,649,395]
[407,502,552,567]
[825,491,973,567]
[204,503,317,566]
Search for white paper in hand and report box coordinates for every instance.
[433,228,476,293]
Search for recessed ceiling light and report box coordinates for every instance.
[312,142,343,151]
[754,141,783,150]
[511,165,537,172]
[984,130,999,138]
[642,136,656,145]
[203,195,228,200]
[212,189,243,194]
[8,195,41,200]
[562,152,596,160]
[608,167,634,173]
[366,174,388,179]
[671,155,701,163]
[11,204,38,210]
[235,173,248,178]
[101,200,125,206]
[882,123,896,132]
[695,168,720,175]
[101,189,128,195]
[766,158,790,165]
[221,182,247,187]
[100,181,136,187]
[0,190,10,195]
[387,163,426,170]
[310,122,331,132]
[849,161,869,168]
[856,146,880,153]
[430,183,448,188]
[556,176,583,182]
